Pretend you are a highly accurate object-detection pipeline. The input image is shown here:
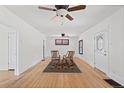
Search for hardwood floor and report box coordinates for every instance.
[0,57,112,88]
[0,71,14,82]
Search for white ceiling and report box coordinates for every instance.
[5,5,122,36]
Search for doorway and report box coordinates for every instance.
[42,40,45,61]
[8,32,17,71]
[0,30,18,81]
[94,30,109,74]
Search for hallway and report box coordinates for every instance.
[0,58,111,88]
[0,5,124,88]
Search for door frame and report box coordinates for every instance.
[94,28,110,75]
[15,31,19,75]
[42,40,45,61]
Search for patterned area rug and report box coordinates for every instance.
[43,60,81,73]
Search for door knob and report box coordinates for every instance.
[104,50,107,56]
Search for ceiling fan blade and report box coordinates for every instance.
[38,6,57,11]
[65,14,74,21]
[68,5,86,12]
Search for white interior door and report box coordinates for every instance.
[94,31,109,74]
[8,32,17,70]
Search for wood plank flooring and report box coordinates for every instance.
[0,57,112,88]
[0,71,14,82]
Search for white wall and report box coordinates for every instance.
[0,6,46,75]
[78,8,124,85]
[19,27,46,74]
[0,25,8,70]
[46,36,78,57]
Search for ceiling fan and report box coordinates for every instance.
[38,5,86,21]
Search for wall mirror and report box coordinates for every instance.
[79,40,83,54]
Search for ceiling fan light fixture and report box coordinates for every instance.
[38,5,86,22]
[56,9,67,17]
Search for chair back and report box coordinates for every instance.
[51,50,59,58]
[67,51,75,58]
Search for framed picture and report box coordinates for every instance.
[55,39,62,45]
[55,39,69,45]
[79,40,83,54]
[62,39,69,45]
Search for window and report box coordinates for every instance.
[96,35,104,51]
